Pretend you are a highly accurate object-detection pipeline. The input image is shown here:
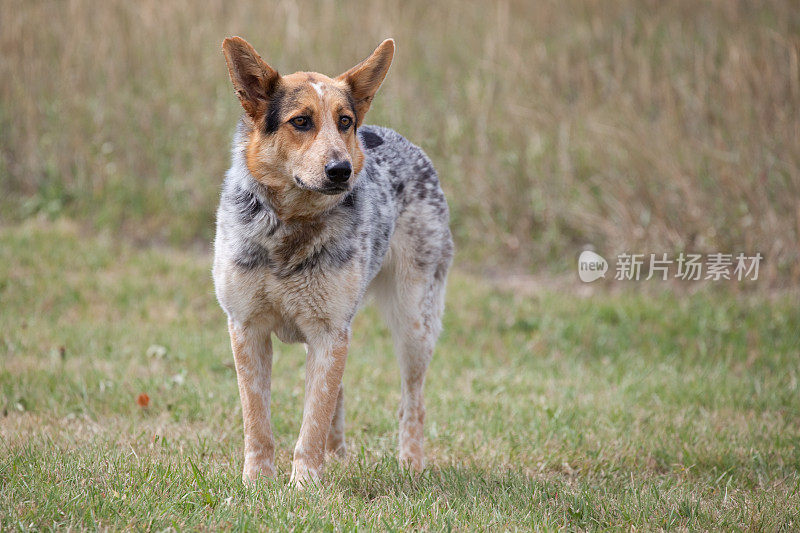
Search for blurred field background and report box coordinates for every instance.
[3,1,800,529]
[2,0,799,281]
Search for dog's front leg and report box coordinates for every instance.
[229,320,275,482]
[290,330,349,486]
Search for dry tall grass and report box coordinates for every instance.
[1,0,798,282]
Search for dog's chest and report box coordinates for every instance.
[261,261,364,342]
[215,217,366,342]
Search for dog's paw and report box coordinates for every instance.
[242,460,276,483]
[399,450,425,473]
[289,460,321,489]
[325,438,347,458]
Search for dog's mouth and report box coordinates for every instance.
[294,175,349,196]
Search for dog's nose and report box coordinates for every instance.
[325,160,352,183]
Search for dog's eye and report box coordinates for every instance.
[339,116,352,129]
[290,116,311,130]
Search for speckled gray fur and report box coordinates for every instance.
[214,119,453,335]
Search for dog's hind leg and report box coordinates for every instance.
[325,383,347,457]
[375,251,450,471]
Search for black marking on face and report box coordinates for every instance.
[264,87,287,134]
[392,181,405,196]
[235,240,273,270]
[345,92,358,126]
[360,130,384,149]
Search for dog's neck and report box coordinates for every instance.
[235,170,356,246]
[228,173,358,277]
[261,181,346,223]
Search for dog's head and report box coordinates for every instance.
[222,36,394,216]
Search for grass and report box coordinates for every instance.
[1,219,799,530]
[1,1,799,281]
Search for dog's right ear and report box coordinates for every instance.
[337,39,394,127]
[222,37,280,121]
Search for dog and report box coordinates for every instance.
[213,36,453,486]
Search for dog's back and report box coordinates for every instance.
[328,124,452,285]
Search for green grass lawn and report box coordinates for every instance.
[1,219,798,530]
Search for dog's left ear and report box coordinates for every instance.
[222,36,281,121]
[337,39,394,126]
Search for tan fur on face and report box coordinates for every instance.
[222,37,393,221]
[243,73,363,220]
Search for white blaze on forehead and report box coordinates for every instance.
[310,81,326,97]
